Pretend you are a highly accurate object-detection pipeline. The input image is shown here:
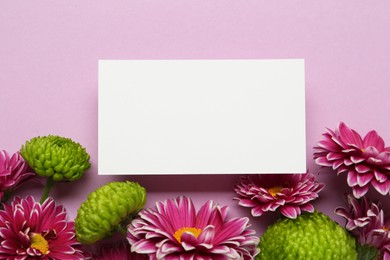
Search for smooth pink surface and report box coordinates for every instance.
[1,1,390,235]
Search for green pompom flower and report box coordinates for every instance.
[75,181,147,244]
[20,135,90,182]
[257,211,357,260]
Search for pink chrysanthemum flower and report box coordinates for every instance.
[127,196,259,260]
[94,241,147,260]
[336,194,390,259]
[0,196,85,259]
[234,173,324,219]
[314,122,390,198]
[0,150,34,201]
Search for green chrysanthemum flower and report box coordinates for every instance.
[75,181,147,244]
[20,135,90,181]
[257,211,357,260]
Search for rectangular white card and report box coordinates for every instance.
[98,59,306,174]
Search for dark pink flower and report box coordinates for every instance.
[0,150,34,201]
[0,196,85,259]
[234,173,324,219]
[335,194,390,259]
[314,122,390,198]
[127,196,259,260]
[94,241,147,260]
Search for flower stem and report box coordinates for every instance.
[2,190,12,203]
[357,244,379,260]
[40,177,54,204]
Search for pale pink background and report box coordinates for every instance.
[1,1,390,235]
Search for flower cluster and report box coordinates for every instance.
[313,122,390,259]
[0,136,92,259]
[3,122,390,259]
[3,134,262,259]
[336,195,390,259]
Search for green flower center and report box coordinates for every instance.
[173,227,202,243]
[30,233,49,255]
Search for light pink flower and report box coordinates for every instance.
[0,196,85,259]
[0,150,34,201]
[94,241,146,260]
[314,122,390,198]
[127,196,259,260]
[336,194,390,259]
[234,173,324,219]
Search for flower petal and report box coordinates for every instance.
[280,205,300,219]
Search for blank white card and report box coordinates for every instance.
[98,59,306,174]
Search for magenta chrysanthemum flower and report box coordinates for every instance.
[94,241,147,260]
[314,122,390,198]
[0,150,34,201]
[0,196,85,259]
[234,173,324,219]
[335,194,390,259]
[127,196,259,260]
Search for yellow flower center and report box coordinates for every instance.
[30,233,49,255]
[268,186,283,197]
[173,227,202,243]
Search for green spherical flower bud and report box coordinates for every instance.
[257,211,357,260]
[75,181,146,244]
[20,135,91,181]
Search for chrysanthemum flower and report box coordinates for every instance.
[257,211,357,259]
[314,122,390,198]
[20,135,91,182]
[75,181,146,245]
[127,196,259,259]
[0,196,85,259]
[234,173,324,219]
[335,194,390,259]
[0,150,34,201]
[94,241,147,260]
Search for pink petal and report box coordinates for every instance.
[165,199,185,230]
[377,152,390,164]
[195,200,214,229]
[251,206,265,217]
[326,152,344,161]
[316,139,340,152]
[213,217,248,244]
[350,156,365,164]
[156,242,179,259]
[355,164,371,174]
[363,146,379,158]
[180,234,199,251]
[280,205,300,219]
[374,170,388,183]
[314,157,332,167]
[131,239,157,254]
[356,173,373,186]
[300,203,314,213]
[344,158,353,166]
[197,225,215,244]
[338,122,364,149]
[347,171,358,186]
[352,186,369,198]
[371,180,390,195]
[177,196,196,228]
[363,130,385,151]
